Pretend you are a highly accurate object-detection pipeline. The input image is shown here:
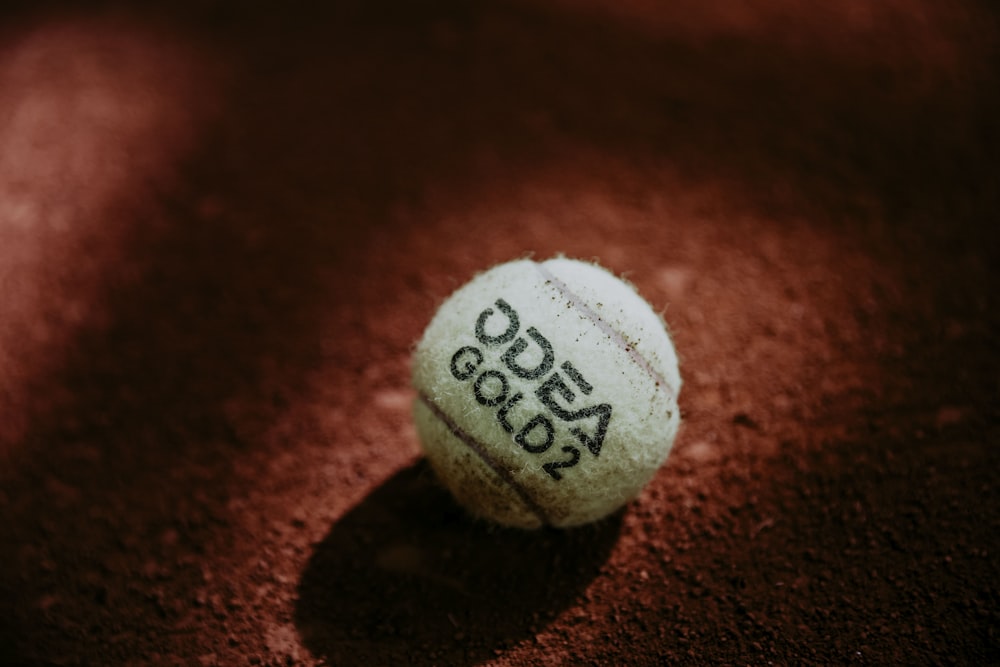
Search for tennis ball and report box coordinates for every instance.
[412,257,681,529]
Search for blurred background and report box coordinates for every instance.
[0,1,997,665]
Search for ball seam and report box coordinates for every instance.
[417,391,552,527]
[534,261,677,400]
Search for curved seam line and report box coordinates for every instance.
[534,261,678,400]
[417,391,552,527]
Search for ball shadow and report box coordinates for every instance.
[296,460,622,666]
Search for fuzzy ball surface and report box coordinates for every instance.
[412,257,682,528]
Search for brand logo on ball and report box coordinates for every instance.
[448,298,613,481]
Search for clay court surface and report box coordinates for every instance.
[1,1,998,665]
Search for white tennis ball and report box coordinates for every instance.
[412,257,681,529]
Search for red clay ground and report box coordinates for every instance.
[1,1,998,665]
